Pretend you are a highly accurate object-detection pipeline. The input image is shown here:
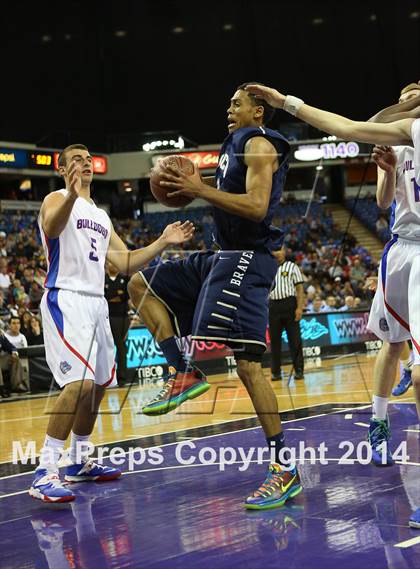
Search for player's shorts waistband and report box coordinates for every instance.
[45,287,104,298]
[391,233,420,244]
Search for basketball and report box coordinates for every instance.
[150,155,195,208]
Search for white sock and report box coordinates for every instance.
[39,435,65,472]
[372,395,389,420]
[400,357,413,371]
[69,432,91,464]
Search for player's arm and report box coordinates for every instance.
[368,94,420,123]
[295,283,305,321]
[245,85,414,146]
[41,160,81,238]
[160,137,277,222]
[373,146,398,208]
[106,221,195,275]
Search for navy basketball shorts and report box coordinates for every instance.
[139,250,278,351]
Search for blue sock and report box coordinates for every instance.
[266,431,292,468]
[159,337,188,372]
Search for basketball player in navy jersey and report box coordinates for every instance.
[129,83,303,510]
[244,82,420,526]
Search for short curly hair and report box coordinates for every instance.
[237,82,276,125]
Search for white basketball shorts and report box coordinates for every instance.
[368,236,420,364]
[40,289,117,388]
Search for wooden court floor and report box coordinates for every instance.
[0,354,415,463]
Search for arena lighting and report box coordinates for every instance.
[142,136,185,152]
[294,146,324,161]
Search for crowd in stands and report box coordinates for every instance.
[276,196,376,312]
[0,197,379,394]
[347,192,391,243]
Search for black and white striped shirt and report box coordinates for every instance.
[270,261,304,300]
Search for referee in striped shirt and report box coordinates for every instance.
[269,246,305,381]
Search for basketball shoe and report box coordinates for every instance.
[142,366,211,416]
[392,368,412,396]
[29,468,75,503]
[409,508,420,529]
[245,464,302,510]
[368,417,394,466]
[65,458,121,483]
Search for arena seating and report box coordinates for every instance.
[346,197,391,242]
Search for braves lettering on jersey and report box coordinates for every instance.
[38,189,111,295]
[389,144,420,238]
[214,126,290,251]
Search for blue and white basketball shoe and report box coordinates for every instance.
[29,468,75,503]
[392,368,412,396]
[409,508,420,529]
[64,458,121,483]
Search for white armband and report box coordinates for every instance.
[284,95,304,116]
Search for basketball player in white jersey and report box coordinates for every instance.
[244,83,420,528]
[30,144,194,502]
[366,83,420,466]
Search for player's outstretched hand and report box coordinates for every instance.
[161,221,195,245]
[372,145,397,173]
[67,160,82,198]
[160,163,204,199]
[245,84,286,109]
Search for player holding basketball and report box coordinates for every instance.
[366,83,420,466]
[129,83,303,510]
[30,144,194,502]
[244,83,420,526]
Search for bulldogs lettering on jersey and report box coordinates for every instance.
[39,189,111,295]
[390,145,420,239]
[214,126,290,251]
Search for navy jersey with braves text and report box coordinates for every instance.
[214,126,290,251]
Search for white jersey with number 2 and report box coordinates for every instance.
[38,189,111,296]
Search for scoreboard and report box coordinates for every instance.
[0,148,107,174]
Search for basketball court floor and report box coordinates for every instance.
[0,354,419,568]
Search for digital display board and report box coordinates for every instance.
[28,151,54,169]
[126,327,166,368]
[0,146,107,174]
[151,151,219,170]
[0,149,28,169]
[294,141,360,162]
[180,151,219,169]
[126,310,377,369]
[327,311,374,345]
